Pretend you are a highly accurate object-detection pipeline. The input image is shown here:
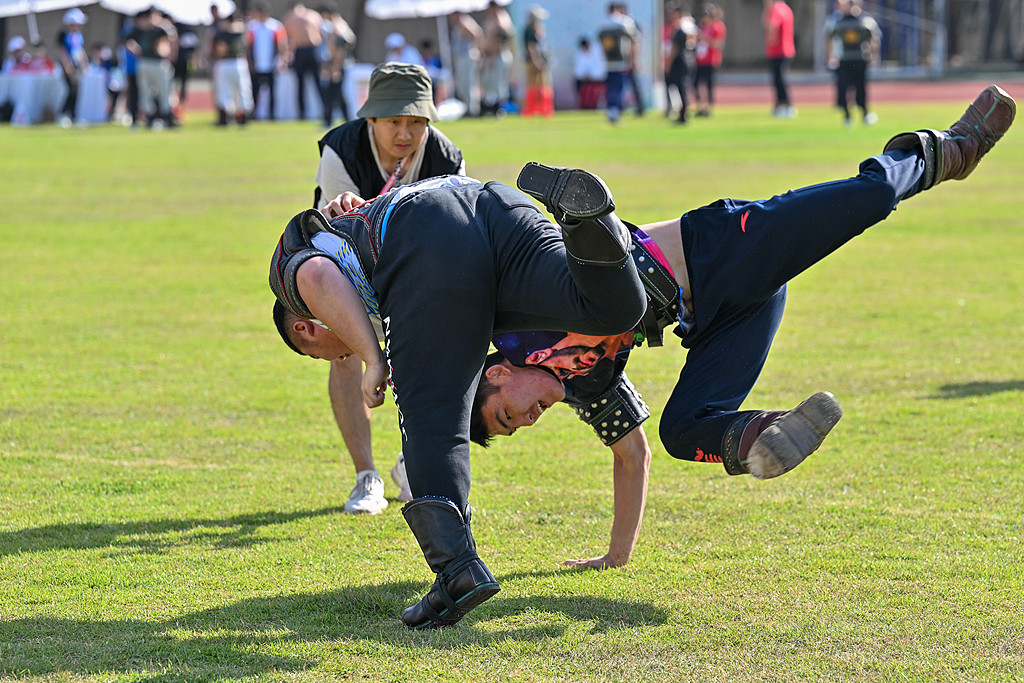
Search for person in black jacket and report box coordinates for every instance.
[313,63,465,516]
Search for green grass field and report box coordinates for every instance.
[2,96,1023,682]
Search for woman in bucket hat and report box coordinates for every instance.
[311,62,466,516]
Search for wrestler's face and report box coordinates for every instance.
[290,320,355,361]
[481,362,566,437]
[370,116,429,163]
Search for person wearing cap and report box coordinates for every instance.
[310,62,466,515]
[383,33,425,68]
[2,36,30,73]
[56,8,90,127]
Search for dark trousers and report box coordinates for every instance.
[364,181,646,510]
[126,74,138,124]
[836,60,869,119]
[770,56,792,108]
[321,74,349,126]
[659,150,926,465]
[291,46,322,120]
[666,60,689,116]
[693,64,715,107]
[252,71,276,119]
[61,71,79,118]
[605,70,627,118]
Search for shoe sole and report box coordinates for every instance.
[747,391,843,480]
[410,583,501,630]
[516,162,614,221]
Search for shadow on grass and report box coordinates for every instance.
[0,506,346,558]
[929,380,1024,399]
[1,584,667,681]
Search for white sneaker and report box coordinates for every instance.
[390,452,413,503]
[344,470,388,514]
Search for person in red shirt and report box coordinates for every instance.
[692,3,725,117]
[763,0,796,117]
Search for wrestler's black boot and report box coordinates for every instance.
[517,162,630,266]
[720,392,843,479]
[883,85,1015,191]
[401,497,500,630]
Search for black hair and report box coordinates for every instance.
[469,351,506,447]
[273,300,305,356]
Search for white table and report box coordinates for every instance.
[75,70,109,123]
[0,71,67,125]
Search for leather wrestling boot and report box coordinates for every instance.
[401,497,500,630]
[883,84,1016,190]
[517,162,615,222]
[721,392,843,479]
[517,162,631,266]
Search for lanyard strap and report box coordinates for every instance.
[378,158,404,196]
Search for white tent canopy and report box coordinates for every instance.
[97,0,234,25]
[0,0,95,19]
[0,0,233,24]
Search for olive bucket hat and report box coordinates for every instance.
[356,62,440,121]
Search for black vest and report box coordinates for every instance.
[314,119,464,206]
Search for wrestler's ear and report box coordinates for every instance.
[484,363,513,382]
[524,349,553,365]
[291,319,316,341]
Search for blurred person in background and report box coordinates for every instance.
[283,2,325,121]
[521,5,553,117]
[126,7,177,129]
[384,32,425,67]
[763,0,796,117]
[56,8,90,127]
[664,2,696,123]
[211,11,252,125]
[573,36,606,110]
[247,1,287,120]
[479,1,514,116]
[319,4,356,127]
[827,0,881,127]
[3,36,30,73]
[598,2,640,123]
[449,11,482,116]
[692,2,725,118]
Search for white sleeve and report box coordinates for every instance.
[315,145,360,209]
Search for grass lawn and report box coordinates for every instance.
[1,95,1023,682]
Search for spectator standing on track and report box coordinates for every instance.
[692,3,725,118]
[521,5,553,117]
[598,2,640,124]
[283,2,325,121]
[763,0,796,118]
[664,2,696,123]
[479,1,514,116]
[449,11,482,116]
[247,1,287,120]
[828,0,881,127]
